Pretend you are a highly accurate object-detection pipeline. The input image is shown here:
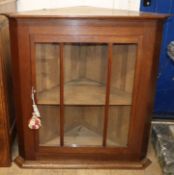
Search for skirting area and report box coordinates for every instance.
[0,140,162,175]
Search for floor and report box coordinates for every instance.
[0,143,162,175]
[152,123,174,175]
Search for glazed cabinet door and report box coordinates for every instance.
[29,35,139,158]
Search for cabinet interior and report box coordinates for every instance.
[35,42,137,147]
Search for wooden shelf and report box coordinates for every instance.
[65,125,103,146]
[37,79,132,105]
[40,125,118,147]
[40,137,59,147]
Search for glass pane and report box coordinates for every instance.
[39,105,60,146]
[64,106,104,146]
[107,106,131,147]
[106,44,136,147]
[64,43,108,105]
[35,43,60,104]
[110,44,137,105]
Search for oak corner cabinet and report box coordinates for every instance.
[7,7,168,169]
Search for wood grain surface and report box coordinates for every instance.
[5,6,169,19]
[0,0,16,166]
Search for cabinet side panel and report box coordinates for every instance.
[0,17,11,167]
[9,19,25,158]
[9,19,36,159]
[0,16,16,142]
[0,0,17,167]
[128,21,164,159]
[140,21,164,158]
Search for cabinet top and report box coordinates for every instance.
[5,6,169,20]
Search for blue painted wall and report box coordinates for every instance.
[140,0,174,117]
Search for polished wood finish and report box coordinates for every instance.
[7,7,167,168]
[6,6,168,19]
[0,0,16,167]
[103,43,112,146]
[60,43,64,146]
[15,156,151,169]
[0,17,11,167]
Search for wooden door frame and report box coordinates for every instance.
[29,34,144,161]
